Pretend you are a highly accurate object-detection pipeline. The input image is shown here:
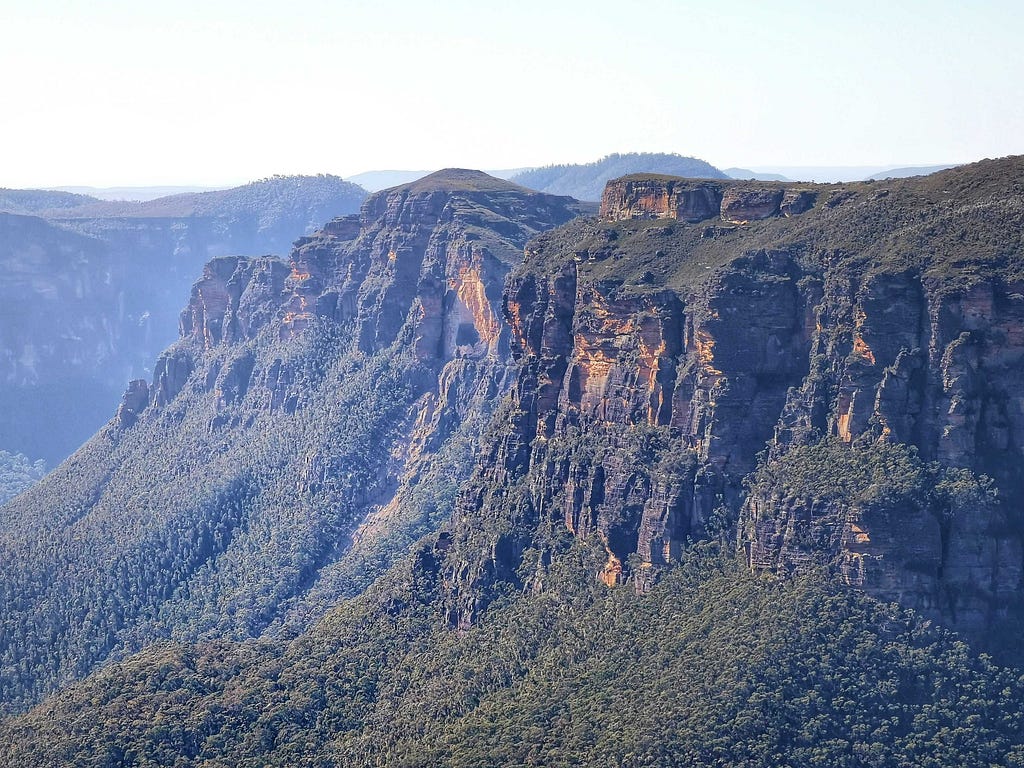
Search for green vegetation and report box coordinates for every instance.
[3,543,1022,767]
[749,438,997,513]
[0,318,475,712]
[511,152,728,201]
[0,451,46,505]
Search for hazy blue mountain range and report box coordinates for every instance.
[723,166,791,181]
[509,152,727,200]
[2,160,1024,765]
[865,164,958,180]
[736,164,956,182]
[0,174,368,465]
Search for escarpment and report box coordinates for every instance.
[440,158,1024,647]
[0,176,369,466]
[599,175,818,224]
[0,170,585,712]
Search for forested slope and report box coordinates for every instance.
[0,170,585,712]
[3,160,1024,765]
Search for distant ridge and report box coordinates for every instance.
[45,174,366,219]
[49,185,226,202]
[724,167,791,182]
[0,188,100,215]
[510,152,727,201]
[349,167,530,192]
[866,164,957,180]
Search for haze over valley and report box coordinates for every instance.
[1,1,1023,765]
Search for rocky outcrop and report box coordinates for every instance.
[599,176,817,224]
[115,379,149,428]
[719,188,784,223]
[180,256,291,347]
[0,177,369,466]
[441,161,1024,646]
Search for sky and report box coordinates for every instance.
[1,0,1021,187]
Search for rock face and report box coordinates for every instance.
[0,170,585,712]
[599,176,816,224]
[740,270,1024,634]
[0,176,369,465]
[443,246,815,625]
[440,160,1024,647]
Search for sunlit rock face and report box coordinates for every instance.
[440,161,1024,648]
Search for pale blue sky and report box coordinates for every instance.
[1,0,1021,186]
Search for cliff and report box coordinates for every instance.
[0,175,368,465]
[0,170,585,712]
[438,158,1024,649]
[2,162,1024,764]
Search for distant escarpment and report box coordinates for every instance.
[0,175,367,464]
[0,170,585,712]
[438,158,1024,653]
[4,162,1024,766]
[511,152,727,201]
[599,175,816,223]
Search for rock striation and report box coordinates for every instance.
[0,170,586,712]
[599,175,817,224]
[440,159,1024,648]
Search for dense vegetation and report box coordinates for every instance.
[0,451,46,505]
[2,542,1022,766]
[0,188,99,215]
[4,160,1024,764]
[510,152,727,200]
[49,173,367,226]
[0,317,486,712]
[748,438,998,519]
[0,175,370,466]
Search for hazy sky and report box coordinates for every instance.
[2,0,1021,187]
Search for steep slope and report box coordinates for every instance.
[2,161,1024,764]
[2,543,1023,767]
[0,170,584,713]
[511,152,727,201]
[438,159,1024,652]
[0,175,368,464]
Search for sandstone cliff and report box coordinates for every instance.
[439,159,1024,649]
[0,170,585,712]
[0,176,367,465]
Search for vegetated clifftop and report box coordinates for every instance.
[437,158,1024,653]
[0,170,585,713]
[0,175,368,465]
[3,163,1024,767]
[510,152,727,201]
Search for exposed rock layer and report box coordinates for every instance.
[442,161,1024,647]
